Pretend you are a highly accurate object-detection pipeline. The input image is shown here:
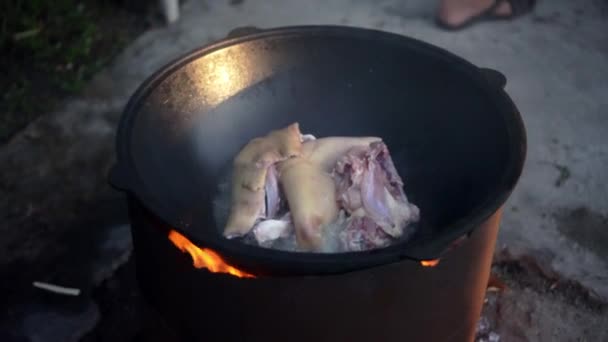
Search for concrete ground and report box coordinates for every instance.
[1,0,607,341]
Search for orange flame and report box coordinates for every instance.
[168,230,255,278]
[420,259,440,267]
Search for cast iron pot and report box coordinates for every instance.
[111,26,526,341]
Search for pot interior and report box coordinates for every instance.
[118,26,525,272]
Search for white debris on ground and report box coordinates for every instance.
[475,291,501,342]
[32,282,81,296]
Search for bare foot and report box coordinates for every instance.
[438,0,512,28]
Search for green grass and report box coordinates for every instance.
[0,0,150,141]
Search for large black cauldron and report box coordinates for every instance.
[111,26,526,341]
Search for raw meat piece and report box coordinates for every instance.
[232,123,302,191]
[221,123,420,253]
[264,132,315,220]
[223,172,265,239]
[302,137,381,172]
[278,157,339,251]
[333,146,368,214]
[235,123,303,169]
[333,141,419,241]
[224,123,303,238]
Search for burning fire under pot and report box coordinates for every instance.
[111,26,526,342]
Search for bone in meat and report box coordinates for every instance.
[333,141,419,243]
[360,158,417,237]
[278,157,339,251]
[264,165,281,219]
[224,123,302,238]
[252,213,293,246]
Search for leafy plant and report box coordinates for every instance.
[0,0,149,141]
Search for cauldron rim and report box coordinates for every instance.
[112,25,526,275]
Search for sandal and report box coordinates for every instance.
[436,0,537,31]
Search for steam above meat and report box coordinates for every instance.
[221,124,419,252]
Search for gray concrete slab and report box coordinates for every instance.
[1,0,607,339]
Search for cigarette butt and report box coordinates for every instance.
[13,28,40,41]
[33,281,81,296]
